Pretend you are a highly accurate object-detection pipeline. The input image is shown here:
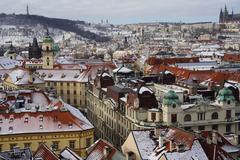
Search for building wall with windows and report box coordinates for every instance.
[161,88,240,145]
[0,130,94,157]
[45,81,86,109]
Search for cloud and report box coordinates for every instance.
[1,0,240,24]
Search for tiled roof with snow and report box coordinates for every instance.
[163,140,208,160]
[0,57,20,69]
[7,68,44,85]
[132,130,156,159]
[0,103,93,135]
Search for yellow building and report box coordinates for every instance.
[0,105,94,158]
[3,68,45,90]
[36,69,86,109]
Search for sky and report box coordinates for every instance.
[1,0,240,24]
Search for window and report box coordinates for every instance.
[0,144,2,152]
[226,110,231,119]
[60,90,63,94]
[184,127,192,131]
[227,100,231,105]
[24,143,31,148]
[151,113,156,121]
[10,143,17,150]
[226,124,231,133]
[74,99,77,104]
[67,83,70,86]
[52,141,59,151]
[198,126,205,131]
[69,140,75,149]
[198,112,205,120]
[67,99,70,104]
[172,104,176,108]
[184,114,191,122]
[60,82,63,86]
[212,125,218,131]
[171,114,177,123]
[74,90,77,95]
[86,138,92,147]
[211,112,218,120]
[67,90,70,94]
[74,83,76,86]
[238,123,240,131]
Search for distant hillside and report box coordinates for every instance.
[0,13,110,42]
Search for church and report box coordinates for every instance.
[219,5,240,23]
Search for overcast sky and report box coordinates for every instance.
[1,0,240,24]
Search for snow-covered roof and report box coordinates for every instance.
[163,140,208,160]
[7,68,44,85]
[138,86,153,94]
[113,66,133,73]
[0,57,20,69]
[132,130,156,159]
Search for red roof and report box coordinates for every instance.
[146,57,199,65]
[223,54,240,63]
[34,143,59,160]
[86,139,117,160]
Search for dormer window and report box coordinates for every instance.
[24,117,29,123]
[0,118,2,123]
[39,125,43,129]
[61,73,66,78]
[9,118,14,123]
[9,127,13,132]
[39,116,43,122]
[68,123,73,129]
[58,123,62,129]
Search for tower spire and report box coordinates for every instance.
[219,8,223,23]
[26,4,29,15]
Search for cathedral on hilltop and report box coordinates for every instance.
[219,5,240,23]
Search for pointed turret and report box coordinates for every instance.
[219,8,224,23]
[224,4,229,18]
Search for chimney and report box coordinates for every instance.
[169,140,174,152]
[29,71,34,83]
[103,146,110,159]
[212,131,218,144]
[159,134,164,148]
[154,128,161,137]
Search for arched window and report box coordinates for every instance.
[227,100,231,105]
[172,104,176,108]
[184,114,191,122]
[212,112,218,120]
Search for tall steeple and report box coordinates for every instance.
[219,8,223,23]
[224,4,229,17]
[26,4,29,15]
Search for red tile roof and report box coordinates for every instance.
[86,139,117,160]
[223,54,240,63]
[34,143,59,160]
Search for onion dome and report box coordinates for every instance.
[163,90,181,106]
[217,88,235,102]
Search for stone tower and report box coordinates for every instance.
[42,30,54,69]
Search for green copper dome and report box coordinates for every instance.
[53,44,60,53]
[163,90,181,106]
[217,88,235,102]
[43,35,54,44]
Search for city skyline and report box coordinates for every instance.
[0,0,240,24]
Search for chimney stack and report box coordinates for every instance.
[212,131,218,144]
[103,146,110,159]
[159,134,164,148]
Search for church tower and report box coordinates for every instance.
[219,8,223,23]
[223,4,229,22]
[42,30,54,69]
